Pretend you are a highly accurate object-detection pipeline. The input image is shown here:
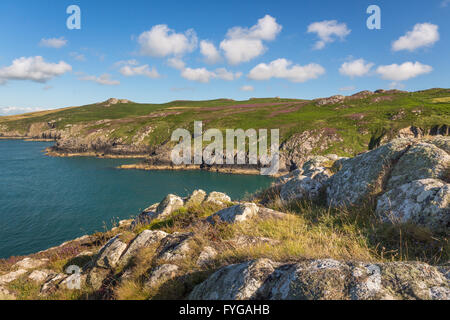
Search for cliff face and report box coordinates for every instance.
[0,136,448,300]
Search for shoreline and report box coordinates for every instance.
[1,138,283,176]
[118,163,282,176]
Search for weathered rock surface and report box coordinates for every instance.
[14,257,48,270]
[156,233,193,262]
[0,269,27,284]
[94,235,128,269]
[204,192,231,206]
[386,143,450,189]
[145,264,180,287]
[196,246,218,267]
[28,269,54,283]
[280,175,325,202]
[120,230,168,264]
[327,138,413,206]
[208,203,259,224]
[190,258,450,300]
[189,259,277,300]
[86,267,111,291]
[376,179,449,232]
[185,189,207,207]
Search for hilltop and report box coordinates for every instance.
[0,88,449,174]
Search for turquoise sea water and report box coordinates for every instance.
[0,140,272,259]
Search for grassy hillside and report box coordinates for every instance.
[1,88,449,157]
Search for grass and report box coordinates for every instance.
[1,88,449,157]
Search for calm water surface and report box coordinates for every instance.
[0,140,272,258]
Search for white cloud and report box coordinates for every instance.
[69,52,86,62]
[180,67,241,83]
[240,85,254,92]
[339,59,374,78]
[441,0,450,8]
[307,20,351,50]
[376,61,432,81]
[215,68,242,81]
[117,60,159,78]
[138,25,197,57]
[220,15,282,65]
[119,64,160,78]
[167,57,186,70]
[79,73,120,86]
[200,40,221,64]
[392,23,439,51]
[39,37,68,48]
[181,67,216,83]
[0,106,43,116]
[0,56,72,83]
[248,58,325,83]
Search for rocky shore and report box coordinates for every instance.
[1,135,448,300]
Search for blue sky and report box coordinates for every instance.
[0,0,448,114]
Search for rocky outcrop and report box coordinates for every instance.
[280,129,343,171]
[376,179,449,232]
[190,258,450,300]
[204,192,232,206]
[208,203,259,224]
[326,138,414,206]
[145,264,180,288]
[189,259,277,300]
[119,230,168,265]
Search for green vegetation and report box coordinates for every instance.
[1,89,449,156]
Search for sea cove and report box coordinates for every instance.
[0,140,272,259]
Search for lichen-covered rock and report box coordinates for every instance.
[327,138,413,206]
[40,273,68,296]
[386,143,450,189]
[190,258,450,300]
[189,259,277,300]
[156,233,193,262]
[86,267,111,290]
[145,264,180,287]
[196,246,218,267]
[28,269,54,283]
[95,235,128,269]
[207,203,259,224]
[204,192,231,206]
[120,230,168,265]
[0,269,27,284]
[280,175,325,202]
[155,194,184,219]
[185,189,207,207]
[424,135,450,154]
[376,179,449,232]
[275,169,303,185]
[14,257,48,270]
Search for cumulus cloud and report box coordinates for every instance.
[181,67,241,83]
[39,37,68,48]
[220,15,282,65]
[118,61,160,78]
[339,59,374,78]
[200,40,221,64]
[181,67,216,83]
[307,20,351,50]
[0,56,72,83]
[78,73,120,85]
[167,57,186,70]
[248,58,325,83]
[240,85,254,92]
[138,25,197,57]
[392,23,439,51]
[376,61,432,81]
